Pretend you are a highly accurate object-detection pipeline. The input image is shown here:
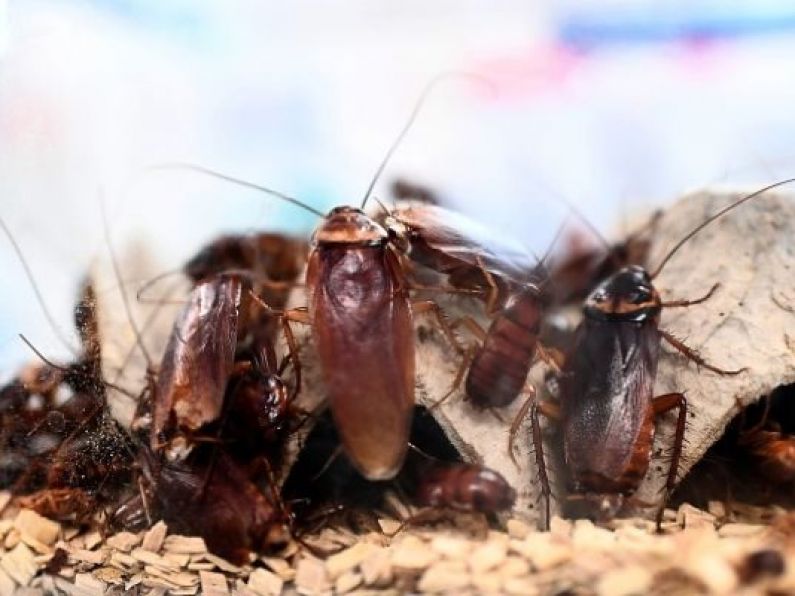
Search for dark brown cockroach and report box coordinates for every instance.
[134,447,290,565]
[546,211,661,305]
[409,461,516,513]
[391,178,441,206]
[519,180,795,529]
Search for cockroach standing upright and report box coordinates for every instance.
[149,77,486,480]
[519,180,795,529]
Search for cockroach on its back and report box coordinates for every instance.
[519,180,795,529]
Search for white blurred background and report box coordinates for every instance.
[4,0,795,378]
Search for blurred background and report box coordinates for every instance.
[3,0,795,378]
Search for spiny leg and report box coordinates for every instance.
[475,256,501,315]
[507,387,536,466]
[661,283,719,308]
[652,392,687,531]
[413,299,465,354]
[659,329,746,375]
[530,401,552,530]
[428,345,476,411]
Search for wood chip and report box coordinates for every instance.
[469,538,508,574]
[294,556,331,595]
[718,523,765,538]
[377,518,402,535]
[142,521,168,553]
[390,535,438,570]
[261,556,295,581]
[506,519,531,540]
[109,551,139,569]
[144,565,199,588]
[92,566,125,585]
[19,532,52,555]
[14,510,60,546]
[0,494,10,515]
[247,568,283,596]
[3,529,20,550]
[164,535,207,554]
[596,565,652,596]
[82,531,102,551]
[131,548,180,570]
[325,542,374,579]
[360,547,392,587]
[430,534,472,559]
[199,553,246,574]
[336,570,363,594]
[418,561,471,592]
[163,552,190,568]
[106,532,141,552]
[69,548,107,566]
[0,568,16,596]
[199,570,229,596]
[0,543,37,586]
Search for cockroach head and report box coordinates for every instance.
[584,265,661,322]
[313,206,388,246]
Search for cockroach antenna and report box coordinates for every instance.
[360,72,495,210]
[145,163,326,218]
[0,216,77,354]
[99,193,153,368]
[650,177,795,279]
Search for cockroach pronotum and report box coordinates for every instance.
[517,180,795,529]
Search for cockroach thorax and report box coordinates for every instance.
[584,265,661,321]
[313,206,388,245]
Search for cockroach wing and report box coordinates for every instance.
[308,246,414,481]
[561,318,660,492]
[392,204,537,284]
[152,276,243,446]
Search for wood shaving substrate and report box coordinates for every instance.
[3,492,795,595]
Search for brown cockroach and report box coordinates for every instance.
[16,487,96,522]
[735,394,795,486]
[386,203,553,409]
[134,447,290,565]
[409,461,516,514]
[519,180,795,529]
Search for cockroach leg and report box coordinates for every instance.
[428,345,476,411]
[661,282,720,308]
[535,343,563,374]
[659,328,747,375]
[475,255,500,315]
[452,316,488,342]
[531,401,558,531]
[507,387,538,466]
[412,300,465,354]
[652,392,687,530]
[280,317,303,401]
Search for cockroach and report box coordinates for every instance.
[386,203,556,409]
[409,461,516,514]
[17,487,96,522]
[135,447,290,565]
[519,180,795,529]
[148,76,504,479]
[390,178,441,206]
[151,274,246,452]
[734,394,795,486]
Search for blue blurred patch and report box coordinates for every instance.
[557,1,795,46]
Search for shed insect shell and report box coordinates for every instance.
[307,206,414,480]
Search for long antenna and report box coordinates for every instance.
[146,163,326,218]
[99,194,153,368]
[360,72,493,210]
[651,178,795,278]
[0,217,77,354]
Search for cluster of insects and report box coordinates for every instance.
[2,84,795,564]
